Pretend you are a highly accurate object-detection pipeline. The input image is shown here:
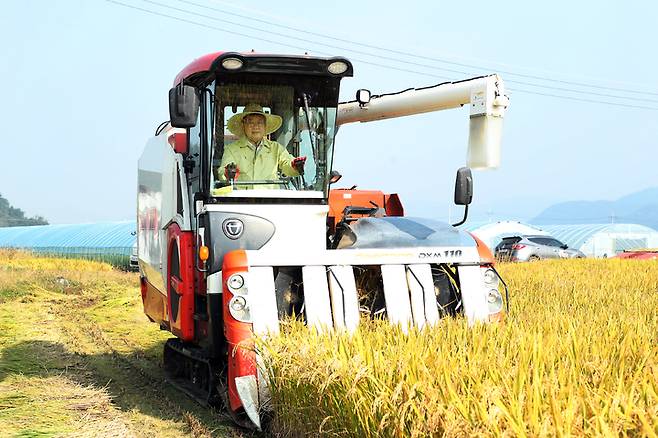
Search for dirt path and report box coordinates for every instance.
[0,253,252,437]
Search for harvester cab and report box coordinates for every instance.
[137,51,509,429]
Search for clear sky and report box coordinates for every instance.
[1,0,656,224]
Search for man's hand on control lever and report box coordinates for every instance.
[225,163,239,182]
[292,156,307,174]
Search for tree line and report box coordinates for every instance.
[0,193,48,227]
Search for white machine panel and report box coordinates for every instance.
[405,264,440,328]
[456,265,489,324]
[206,271,222,295]
[248,266,279,335]
[203,203,328,255]
[380,264,413,331]
[328,265,360,332]
[302,266,333,330]
[235,375,261,430]
[245,246,481,268]
[327,268,344,329]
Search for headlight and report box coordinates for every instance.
[227,273,247,294]
[483,268,498,285]
[231,295,246,311]
[221,57,243,70]
[229,295,251,322]
[487,288,503,314]
[327,61,348,74]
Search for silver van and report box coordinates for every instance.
[495,235,585,261]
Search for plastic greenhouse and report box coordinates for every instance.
[0,221,136,268]
[537,223,658,258]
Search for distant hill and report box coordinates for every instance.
[532,187,658,231]
[0,193,48,227]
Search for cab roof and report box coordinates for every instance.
[173,51,225,86]
[173,51,353,86]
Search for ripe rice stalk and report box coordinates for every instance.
[260,259,658,437]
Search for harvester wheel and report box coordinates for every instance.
[163,339,263,430]
[163,339,215,406]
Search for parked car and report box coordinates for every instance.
[495,235,585,262]
[613,250,658,260]
[129,242,139,271]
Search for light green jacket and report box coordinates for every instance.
[218,137,300,188]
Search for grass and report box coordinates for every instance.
[261,259,658,437]
[0,250,242,437]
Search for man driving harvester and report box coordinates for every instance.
[218,103,306,188]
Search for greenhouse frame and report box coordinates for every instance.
[0,221,136,268]
[538,223,658,258]
[466,221,658,258]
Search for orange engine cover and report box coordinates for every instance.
[328,188,404,231]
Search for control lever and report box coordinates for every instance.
[225,163,239,186]
[292,156,307,188]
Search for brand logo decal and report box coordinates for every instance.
[418,249,463,259]
[222,218,244,239]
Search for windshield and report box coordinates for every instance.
[210,81,338,196]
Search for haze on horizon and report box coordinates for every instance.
[1,0,656,225]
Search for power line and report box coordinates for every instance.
[506,79,658,104]
[104,0,325,53]
[103,0,658,111]
[182,0,658,97]
[104,0,456,81]
[507,88,658,111]
[147,0,658,104]
[141,0,476,76]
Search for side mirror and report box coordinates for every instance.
[169,85,199,128]
[561,244,568,249]
[452,167,473,227]
[329,170,342,185]
[454,167,473,205]
[356,89,371,106]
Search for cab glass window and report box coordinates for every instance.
[209,80,339,195]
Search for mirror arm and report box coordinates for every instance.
[328,170,342,185]
[452,204,469,227]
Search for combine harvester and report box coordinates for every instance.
[137,51,510,429]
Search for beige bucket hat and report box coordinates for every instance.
[227,103,283,137]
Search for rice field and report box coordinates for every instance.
[0,249,238,437]
[1,250,656,437]
[261,259,658,437]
